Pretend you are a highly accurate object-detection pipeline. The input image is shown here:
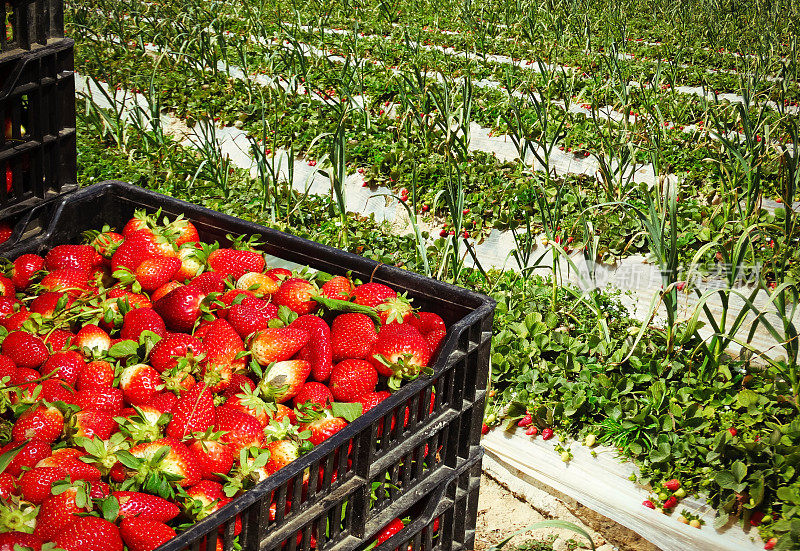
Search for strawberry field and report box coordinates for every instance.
[0,0,799,549]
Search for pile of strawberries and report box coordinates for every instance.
[0,210,447,551]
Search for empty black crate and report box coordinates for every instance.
[0,181,494,551]
[0,38,76,220]
[1,0,64,53]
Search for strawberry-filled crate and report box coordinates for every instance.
[0,181,494,551]
[2,0,64,53]
[0,37,76,227]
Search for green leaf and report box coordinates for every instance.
[715,470,737,489]
[0,440,25,475]
[108,340,139,359]
[713,510,729,529]
[737,389,760,409]
[731,461,747,483]
[331,402,363,423]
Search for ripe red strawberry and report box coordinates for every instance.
[249,327,309,365]
[664,479,681,492]
[166,383,217,440]
[265,267,292,280]
[19,467,68,504]
[39,268,90,296]
[122,211,155,237]
[355,391,391,413]
[71,409,118,440]
[642,500,655,509]
[222,373,256,399]
[85,228,124,258]
[212,289,254,319]
[293,382,333,409]
[0,275,14,297]
[215,405,264,454]
[169,217,199,246]
[0,309,29,331]
[44,244,102,273]
[111,229,161,272]
[151,281,182,303]
[0,439,51,476]
[235,272,279,297]
[2,331,48,369]
[376,294,415,325]
[185,480,231,519]
[113,491,181,522]
[764,537,778,550]
[75,324,111,354]
[302,415,347,446]
[187,438,234,482]
[40,350,85,386]
[153,285,207,332]
[187,271,226,294]
[0,531,44,551]
[663,496,678,509]
[227,299,278,338]
[425,329,447,355]
[76,360,115,389]
[120,307,167,341]
[265,439,301,475]
[52,515,123,551]
[74,386,124,413]
[207,247,265,280]
[120,364,164,406]
[200,318,244,391]
[0,296,19,317]
[408,312,446,334]
[30,291,74,317]
[352,282,396,308]
[11,253,44,289]
[368,323,431,378]
[129,437,203,487]
[0,222,11,244]
[33,487,89,541]
[374,517,405,545]
[331,313,378,361]
[43,328,75,352]
[149,333,204,373]
[12,404,64,442]
[272,278,317,315]
[291,315,333,382]
[329,359,378,402]
[131,256,181,292]
[225,386,272,427]
[119,516,175,551]
[257,360,312,403]
[541,428,554,440]
[107,288,152,310]
[320,276,354,300]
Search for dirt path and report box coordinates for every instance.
[475,474,661,551]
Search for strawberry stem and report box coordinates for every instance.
[313,295,381,327]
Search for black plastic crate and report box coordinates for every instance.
[365,451,482,551]
[0,38,75,222]
[0,37,75,224]
[1,0,64,53]
[0,181,494,551]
